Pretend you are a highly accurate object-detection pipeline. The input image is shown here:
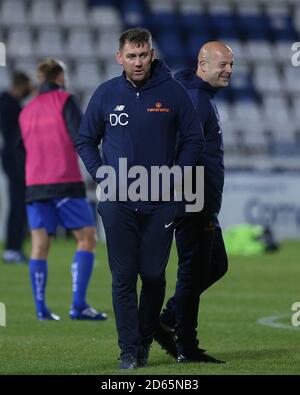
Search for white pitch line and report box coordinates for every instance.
[257,314,300,331]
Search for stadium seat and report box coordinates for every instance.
[232,101,262,125]
[290,94,300,122]
[66,29,96,59]
[229,62,251,90]
[224,40,246,63]
[282,64,300,93]
[89,5,122,30]
[102,61,123,81]
[293,6,300,33]
[72,61,102,90]
[243,40,274,62]
[120,0,147,29]
[0,0,28,26]
[253,65,283,93]
[179,13,210,35]
[186,32,211,65]
[60,0,89,27]
[35,29,65,58]
[262,94,291,124]
[273,41,295,64]
[14,59,37,80]
[155,31,186,67]
[96,31,120,60]
[29,0,58,27]
[7,28,34,58]
[177,0,204,15]
[0,66,10,89]
[211,15,239,39]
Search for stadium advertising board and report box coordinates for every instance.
[220,172,300,240]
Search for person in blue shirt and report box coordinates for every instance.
[156,41,234,364]
[76,28,204,369]
[19,59,107,322]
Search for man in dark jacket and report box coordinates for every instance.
[0,72,31,263]
[156,41,233,363]
[76,28,204,369]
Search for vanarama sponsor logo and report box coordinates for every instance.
[147,102,170,112]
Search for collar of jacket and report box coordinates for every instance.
[174,68,219,99]
[121,59,172,91]
[39,82,63,94]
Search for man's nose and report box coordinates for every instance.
[134,57,142,66]
[225,64,232,73]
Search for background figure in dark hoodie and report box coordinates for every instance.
[157,42,233,363]
[76,28,204,369]
[0,71,31,263]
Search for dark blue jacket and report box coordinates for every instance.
[76,60,204,210]
[175,69,224,215]
[0,91,21,163]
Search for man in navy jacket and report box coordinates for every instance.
[76,28,204,369]
[157,41,233,363]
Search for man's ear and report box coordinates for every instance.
[198,60,207,73]
[150,48,155,61]
[116,51,123,65]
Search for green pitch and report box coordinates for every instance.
[0,238,300,375]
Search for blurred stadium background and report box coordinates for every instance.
[0,0,300,242]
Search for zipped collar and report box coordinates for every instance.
[39,82,63,94]
[174,69,219,99]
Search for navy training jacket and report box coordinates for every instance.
[175,69,225,215]
[76,60,204,210]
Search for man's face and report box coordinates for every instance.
[116,41,154,86]
[201,49,234,88]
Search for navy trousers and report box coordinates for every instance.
[160,213,228,352]
[98,201,177,357]
[1,154,26,251]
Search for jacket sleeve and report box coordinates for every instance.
[16,124,26,181]
[63,95,82,145]
[175,87,205,168]
[75,87,105,182]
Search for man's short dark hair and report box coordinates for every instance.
[119,28,152,51]
[12,71,31,88]
[37,58,65,83]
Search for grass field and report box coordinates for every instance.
[0,238,300,375]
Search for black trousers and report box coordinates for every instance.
[1,156,26,251]
[98,201,177,357]
[160,213,228,352]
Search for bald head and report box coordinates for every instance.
[197,41,234,88]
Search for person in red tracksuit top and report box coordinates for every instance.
[19,59,107,321]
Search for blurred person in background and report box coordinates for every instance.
[156,42,233,364]
[18,59,107,322]
[0,71,31,263]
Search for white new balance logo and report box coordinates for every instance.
[114,105,125,111]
